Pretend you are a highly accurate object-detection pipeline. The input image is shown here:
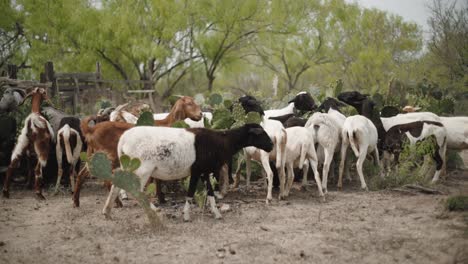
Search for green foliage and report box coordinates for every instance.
[119,154,141,173]
[88,153,163,229]
[208,93,223,106]
[446,150,465,170]
[145,183,157,197]
[211,108,235,129]
[80,152,88,163]
[171,120,190,128]
[368,137,438,190]
[95,99,112,111]
[181,175,218,208]
[446,196,468,211]
[136,111,155,126]
[88,153,113,180]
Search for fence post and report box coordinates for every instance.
[7,64,18,79]
[44,61,56,98]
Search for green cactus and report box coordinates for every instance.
[136,111,155,126]
[88,153,163,230]
[171,120,190,128]
[208,93,223,106]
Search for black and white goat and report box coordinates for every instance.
[264,91,316,118]
[338,91,449,182]
[382,120,447,182]
[54,117,84,194]
[103,123,273,221]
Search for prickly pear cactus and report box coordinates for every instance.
[89,153,163,230]
[136,111,155,126]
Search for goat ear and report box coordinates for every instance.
[249,127,264,135]
[173,100,185,120]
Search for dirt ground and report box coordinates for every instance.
[1,167,468,264]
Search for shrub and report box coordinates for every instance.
[368,137,438,190]
[446,195,468,211]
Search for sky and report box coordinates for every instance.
[345,0,433,33]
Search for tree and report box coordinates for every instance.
[17,0,198,108]
[427,0,468,91]
[0,1,28,74]
[253,0,330,95]
[186,0,268,91]
[320,0,422,92]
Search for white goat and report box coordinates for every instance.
[338,115,381,191]
[305,110,345,193]
[55,124,83,193]
[283,127,324,200]
[235,118,287,203]
[440,116,468,150]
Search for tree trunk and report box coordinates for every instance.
[207,75,215,92]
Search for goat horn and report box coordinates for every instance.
[17,90,34,107]
[12,88,27,97]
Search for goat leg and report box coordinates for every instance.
[156,179,166,204]
[3,158,21,198]
[73,166,88,207]
[34,162,45,200]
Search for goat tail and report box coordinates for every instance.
[298,142,308,170]
[275,128,287,169]
[348,129,360,157]
[80,116,97,139]
[60,125,74,164]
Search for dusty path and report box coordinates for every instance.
[1,172,467,264]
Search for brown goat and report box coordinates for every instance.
[3,88,54,199]
[73,96,202,207]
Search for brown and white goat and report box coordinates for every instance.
[2,88,54,199]
[73,96,202,207]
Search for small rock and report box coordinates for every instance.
[299,250,305,258]
[0,241,5,247]
[113,256,120,262]
[229,247,236,255]
[96,201,101,205]
[260,226,269,231]
[220,204,231,212]
[216,248,226,258]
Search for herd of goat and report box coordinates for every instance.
[0,86,467,222]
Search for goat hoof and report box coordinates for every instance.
[103,213,112,220]
[73,199,80,208]
[214,214,223,220]
[114,199,123,208]
[362,186,369,191]
[183,216,191,222]
[320,196,326,203]
[36,193,46,200]
[3,190,10,198]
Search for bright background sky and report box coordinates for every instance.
[345,0,433,33]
